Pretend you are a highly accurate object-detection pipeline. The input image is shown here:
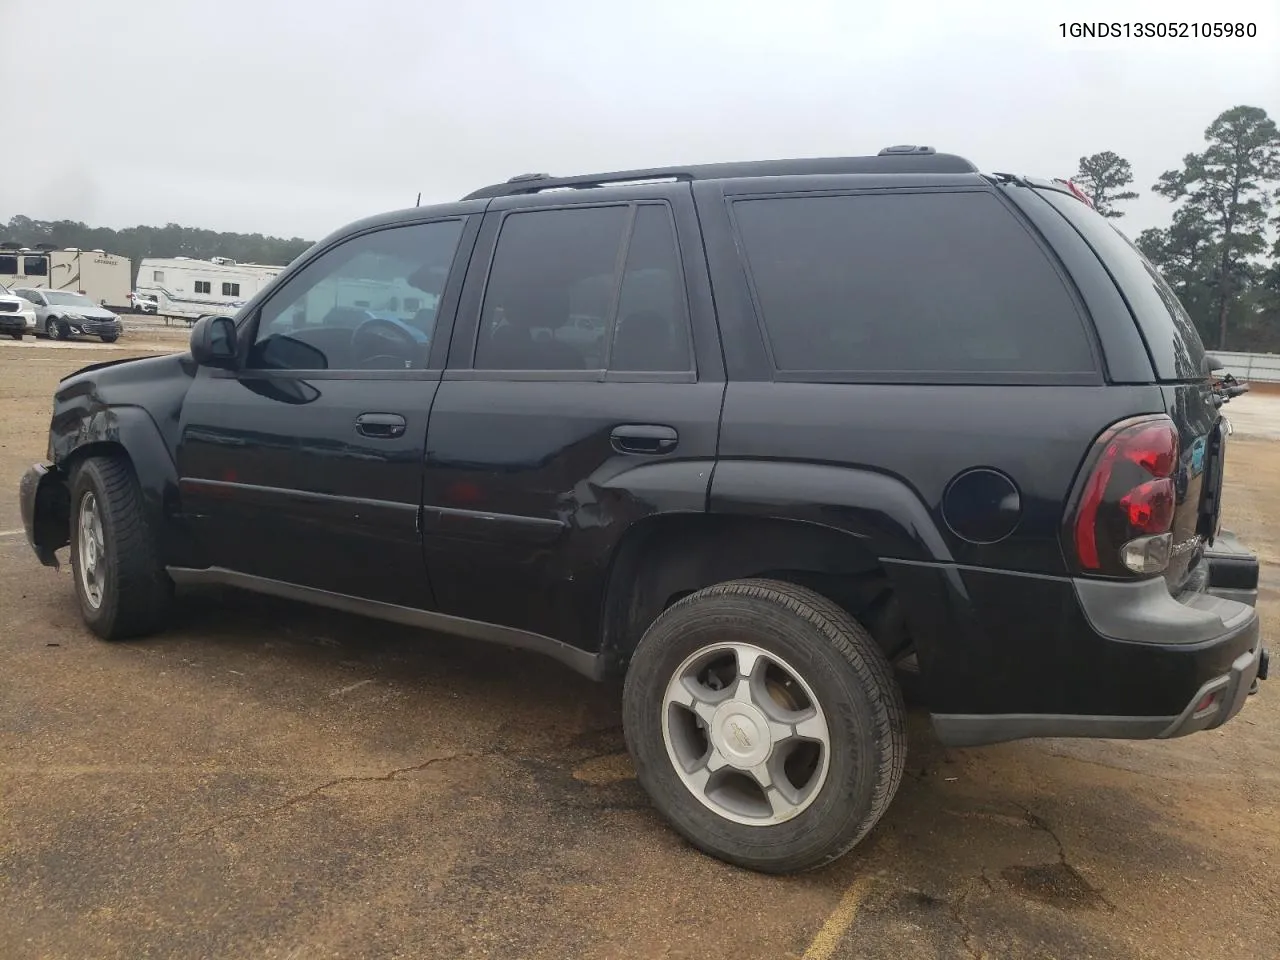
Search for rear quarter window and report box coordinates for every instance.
[1036,188,1205,381]
[731,191,1098,382]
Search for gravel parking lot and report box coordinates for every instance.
[2,335,1277,960]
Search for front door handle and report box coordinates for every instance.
[355,412,407,439]
[611,424,678,455]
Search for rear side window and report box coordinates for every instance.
[475,203,693,373]
[610,205,692,372]
[732,192,1096,380]
[476,206,629,371]
[1037,189,1205,381]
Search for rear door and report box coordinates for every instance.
[1032,187,1220,588]
[421,187,725,652]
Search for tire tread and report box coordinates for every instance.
[73,454,170,639]
[626,576,907,872]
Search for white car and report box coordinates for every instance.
[129,292,159,314]
[0,282,38,339]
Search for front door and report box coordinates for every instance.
[177,212,477,609]
[422,191,726,651]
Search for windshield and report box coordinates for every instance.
[42,291,94,308]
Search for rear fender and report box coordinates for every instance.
[710,460,975,705]
[709,460,955,563]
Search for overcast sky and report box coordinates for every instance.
[1,0,1277,243]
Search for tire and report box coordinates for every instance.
[69,455,172,640]
[9,332,21,341]
[48,317,66,340]
[101,334,119,343]
[623,578,906,874]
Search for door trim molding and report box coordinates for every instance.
[166,566,605,680]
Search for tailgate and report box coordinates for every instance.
[1162,381,1224,589]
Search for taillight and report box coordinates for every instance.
[1070,416,1180,576]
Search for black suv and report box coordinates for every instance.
[19,149,1268,873]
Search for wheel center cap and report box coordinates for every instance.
[710,701,771,769]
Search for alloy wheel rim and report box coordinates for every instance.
[661,641,831,826]
[77,491,106,609]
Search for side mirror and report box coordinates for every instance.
[190,315,238,368]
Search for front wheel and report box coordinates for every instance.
[69,455,172,640]
[48,318,67,340]
[9,332,21,340]
[623,578,906,873]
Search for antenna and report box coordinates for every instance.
[415,192,421,207]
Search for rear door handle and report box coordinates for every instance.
[611,424,678,455]
[355,412,407,439]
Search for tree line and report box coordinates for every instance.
[1073,105,1278,353]
[0,217,313,288]
[3,103,1278,352]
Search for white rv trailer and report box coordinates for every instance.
[0,248,132,308]
[135,256,284,318]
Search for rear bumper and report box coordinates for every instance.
[927,531,1266,747]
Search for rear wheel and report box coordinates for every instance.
[623,578,906,873]
[69,455,172,640]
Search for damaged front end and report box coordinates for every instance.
[19,463,70,568]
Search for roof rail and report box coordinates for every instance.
[462,150,978,201]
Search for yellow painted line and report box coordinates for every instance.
[802,876,874,960]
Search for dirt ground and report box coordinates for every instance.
[1,335,1277,960]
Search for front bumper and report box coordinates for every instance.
[19,462,69,567]
[0,316,25,335]
[70,319,122,336]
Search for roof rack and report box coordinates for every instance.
[462,148,978,200]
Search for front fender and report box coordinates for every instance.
[48,404,202,569]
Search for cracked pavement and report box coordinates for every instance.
[2,343,1279,959]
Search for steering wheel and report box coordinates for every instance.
[350,317,421,369]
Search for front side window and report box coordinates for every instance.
[248,219,464,371]
[732,191,1096,379]
[194,280,212,294]
[23,256,48,277]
